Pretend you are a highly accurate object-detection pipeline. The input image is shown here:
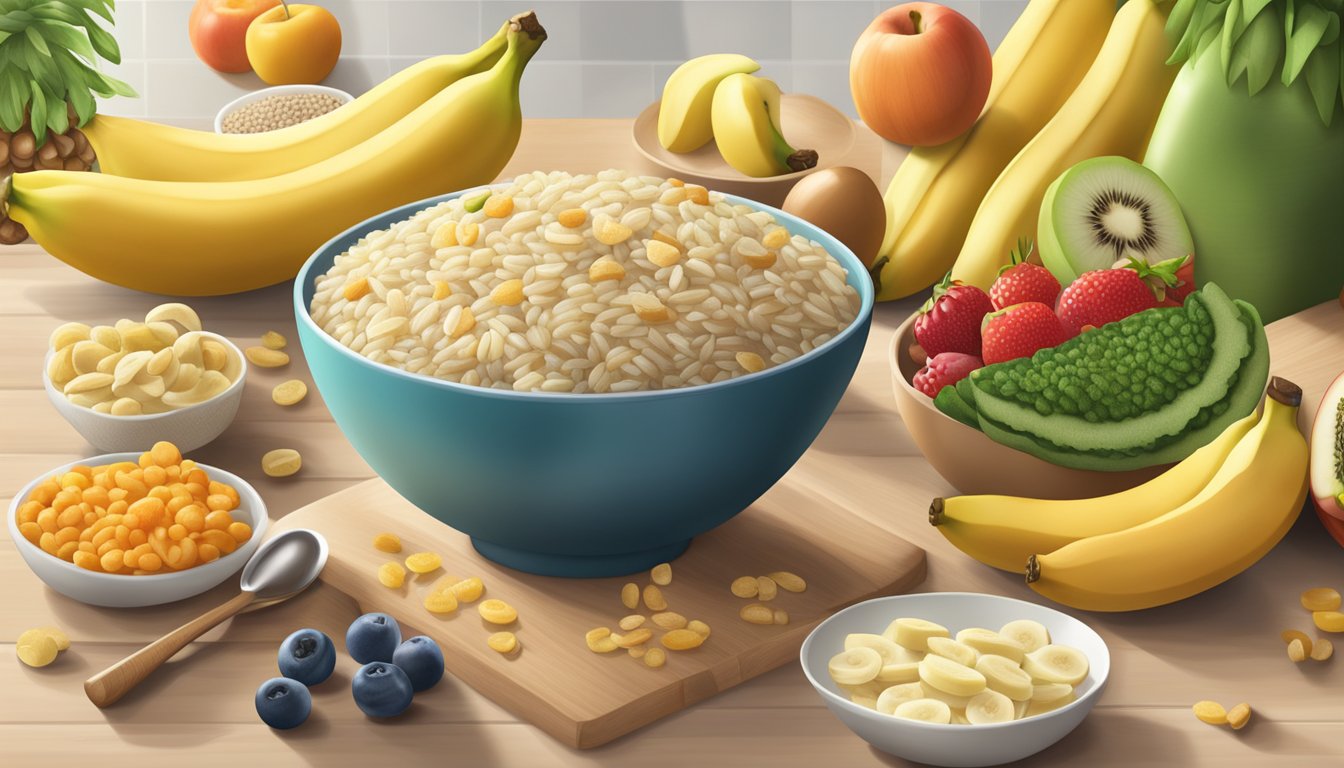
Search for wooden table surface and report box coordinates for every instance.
[3,119,1342,766]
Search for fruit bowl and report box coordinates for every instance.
[295,184,874,578]
[630,95,857,208]
[214,84,353,134]
[890,311,1168,498]
[800,592,1110,768]
[7,454,268,607]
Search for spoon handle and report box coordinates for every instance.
[84,590,256,708]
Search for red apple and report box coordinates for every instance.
[189,0,280,73]
[850,2,992,147]
[1310,370,1344,522]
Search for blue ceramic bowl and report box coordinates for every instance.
[294,185,874,577]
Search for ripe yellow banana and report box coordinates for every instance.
[3,18,544,297]
[79,19,513,182]
[929,410,1261,572]
[710,73,818,178]
[1026,378,1309,612]
[657,53,760,153]
[949,0,1178,290]
[872,0,1114,301]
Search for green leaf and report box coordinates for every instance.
[1221,0,1245,80]
[1305,39,1341,124]
[1172,0,1214,63]
[0,70,26,132]
[45,86,68,136]
[30,2,85,26]
[1242,0,1274,22]
[24,42,63,91]
[1285,4,1334,84]
[35,19,95,63]
[1229,3,1284,93]
[1169,0,1203,42]
[64,0,111,24]
[28,79,47,144]
[83,15,118,63]
[92,69,134,98]
[24,24,50,56]
[66,76,92,125]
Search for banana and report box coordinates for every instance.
[919,654,987,697]
[710,74,818,178]
[975,655,1034,701]
[884,617,950,652]
[875,682,925,715]
[1025,378,1310,612]
[926,637,979,668]
[1021,645,1090,686]
[657,53,761,153]
[999,620,1050,653]
[82,21,512,182]
[1031,683,1073,703]
[929,411,1260,572]
[956,628,1026,664]
[875,662,922,684]
[829,647,883,685]
[871,0,1114,300]
[918,683,972,710]
[950,0,1178,289]
[966,689,1015,724]
[845,633,911,666]
[893,698,953,724]
[3,18,545,297]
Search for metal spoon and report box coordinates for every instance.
[84,528,329,708]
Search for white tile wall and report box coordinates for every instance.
[99,0,1031,124]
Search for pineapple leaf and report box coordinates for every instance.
[33,18,94,63]
[45,83,67,135]
[66,73,92,124]
[82,12,116,63]
[24,40,64,92]
[88,68,132,98]
[63,0,111,24]
[0,70,25,132]
[23,23,48,55]
[28,78,47,144]
[30,3,85,26]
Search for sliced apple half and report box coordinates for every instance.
[1310,370,1344,522]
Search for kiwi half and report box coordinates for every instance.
[1037,156,1194,286]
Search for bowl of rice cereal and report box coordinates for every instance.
[295,170,873,577]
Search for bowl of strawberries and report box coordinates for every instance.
[890,246,1202,499]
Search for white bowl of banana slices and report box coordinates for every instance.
[800,592,1109,767]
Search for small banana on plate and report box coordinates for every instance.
[710,73,818,178]
[657,53,761,153]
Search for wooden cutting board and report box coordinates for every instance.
[269,474,926,749]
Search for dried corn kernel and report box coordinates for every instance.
[651,612,687,630]
[1282,629,1312,656]
[646,239,681,268]
[449,576,485,603]
[433,280,451,301]
[1313,611,1344,633]
[644,647,667,668]
[745,250,778,270]
[740,603,774,625]
[372,533,402,554]
[643,584,668,611]
[589,258,626,283]
[344,277,371,301]
[661,629,705,651]
[1288,638,1307,662]
[457,221,480,247]
[687,620,711,638]
[431,222,458,248]
[767,571,807,593]
[558,208,587,228]
[424,589,459,614]
[773,609,789,625]
[378,562,406,588]
[262,448,302,478]
[1193,700,1227,725]
[405,551,442,574]
[16,629,58,668]
[686,185,709,206]
[1227,702,1251,730]
[587,628,619,653]
[651,562,672,586]
[488,631,518,654]
[763,228,790,250]
[668,178,685,187]
[245,346,289,368]
[261,330,287,350]
[621,582,640,610]
[632,294,671,324]
[484,195,514,218]
[1301,587,1341,612]
[595,218,633,245]
[151,441,182,467]
[272,379,308,406]
[449,306,476,338]
[619,615,646,631]
[613,628,653,648]
[756,576,778,602]
[491,279,525,307]
[1312,637,1335,661]
[730,576,758,598]
[736,352,765,373]
[479,599,517,624]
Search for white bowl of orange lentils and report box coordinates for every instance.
[7,441,268,607]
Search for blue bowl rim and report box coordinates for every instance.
[293,181,876,403]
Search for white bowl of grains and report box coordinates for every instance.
[215,84,353,134]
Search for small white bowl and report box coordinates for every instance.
[8,454,268,607]
[800,592,1110,768]
[43,331,246,454]
[215,84,354,134]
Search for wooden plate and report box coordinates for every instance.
[630,95,857,207]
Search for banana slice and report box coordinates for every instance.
[1014,698,1030,720]
[95,350,125,375]
[64,372,113,395]
[1022,645,1089,686]
[919,653,987,697]
[171,363,202,393]
[966,689,1015,725]
[875,682,925,715]
[846,633,913,666]
[1025,692,1075,718]
[950,708,971,725]
[46,346,75,387]
[1031,683,1074,703]
[884,618,950,652]
[876,662,921,684]
[849,692,878,710]
[147,347,176,378]
[956,628,1027,664]
[162,370,230,408]
[975,654,1034,701]
[926,636,979,667]
[49,321,91,351]
[893,698,952,724]
[90,325,120,352]
[146,302,202,333]
[72,340,114,375]
[146,321,180,348]
[828,646,883,686]
[1000,619,1050,653]
[174,332,205,369]
[919,682,972,709]
[839,680,887,706]
[113,350,153,390]
[91,400,114,414]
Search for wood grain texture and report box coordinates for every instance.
[1,119,1342,765]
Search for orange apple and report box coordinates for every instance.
[850,2,992,147]
[245,1,342,85]
[189,0,280,73]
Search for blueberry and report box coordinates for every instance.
[278,628,336,686]
[352,661,414,718]
[392,635,445,692]
[255,677,311,730]
[346,612,401,664]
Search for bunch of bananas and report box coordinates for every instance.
[0,14,545,297]
[930,377,1310,612]
[873,0,1178,300]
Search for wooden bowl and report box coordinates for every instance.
[889,311,1169,499]
[630,95,857,208]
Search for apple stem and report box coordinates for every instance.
[279,0,290,20]
[909,9,924,33]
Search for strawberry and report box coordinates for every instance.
[1115,254,1195,308]
[990,239,1061,310]
[912,352,983,399]
[1056,266,1159,337]
[981,302,1069,365]
[914,273,993,357]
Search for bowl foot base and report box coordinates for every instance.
[470,537,691,578]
